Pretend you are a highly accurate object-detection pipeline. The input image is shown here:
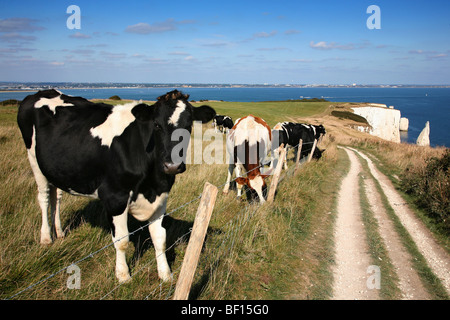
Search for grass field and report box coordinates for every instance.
[0,97,447,300]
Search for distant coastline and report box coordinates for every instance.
[1,82,450,92]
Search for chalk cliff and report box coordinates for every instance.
[416,121,430,146]
[399,117,409,131]
[351,106,401,143]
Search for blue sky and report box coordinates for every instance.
[0,0,449,84]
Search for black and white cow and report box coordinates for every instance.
[309,124,326,141]
[271,122,325,169]
[213,115,233,133]
[17,89,215,283]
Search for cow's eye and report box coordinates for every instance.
[154,122,162,130]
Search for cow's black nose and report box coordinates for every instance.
[163,162,185,175]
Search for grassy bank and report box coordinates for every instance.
[0,99,337,299]
[0,97,447,300]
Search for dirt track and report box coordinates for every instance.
[332,147,450,300]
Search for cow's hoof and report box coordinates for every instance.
[40,236,52,246]
[159,270,173,282]
[56,230,65,239]
[116,272,132,284]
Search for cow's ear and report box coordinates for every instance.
[192,105,216,123]
[235,177,249,185]
[132,103,154,121]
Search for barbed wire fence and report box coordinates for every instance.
[5,139,319,300]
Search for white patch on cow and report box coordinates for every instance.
[129,192,169,222]
[112,200,131,283]
[34,96,74,114]
[90,101,139,147]
[249,175,265,203]
[168,100,186,126]
[280,123,290,140]
[232,116,271,151]
[27,126,52,244]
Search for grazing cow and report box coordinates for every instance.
[223,115,271,203]
[213,115,233,133]
[271,122,325,169]
[17,89,215,283]
[308,124,326,140]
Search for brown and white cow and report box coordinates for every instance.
[223,115,272,203]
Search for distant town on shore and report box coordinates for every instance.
[1,82,449,91]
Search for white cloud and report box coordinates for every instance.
[408,49,436,54]
[168,51,191,56]
[427,53,448,60]
[284,29,301,35]
[0,32,36,42]
[125,18,189,34]
[69,32,91,39]
[310,41,334,50]
[289,58,313,63]
[0,18,44,33]
[253,30,277,38]
[309,41,369,51]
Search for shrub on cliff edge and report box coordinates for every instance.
[400,149,449,230]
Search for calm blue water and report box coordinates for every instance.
[1,87,449,147]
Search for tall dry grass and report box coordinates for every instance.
[0,107,339,300]
[2,98,447,300]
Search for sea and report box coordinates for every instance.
[1,87,449,147]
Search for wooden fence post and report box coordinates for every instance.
[267,144,286,204]
[294,139,303,174]
[173,182,218,300]
[307,139,317,163]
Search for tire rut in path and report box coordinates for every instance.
[332,147,379,300]
[363,176,430,299]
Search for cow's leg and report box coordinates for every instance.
[37,183,52,245]
[50,187,64,239]
[236,181,244,197]
[111,204,131,283]
[223,163,235,194]
[27,150,52,245]
[149,213,172,281]
[235,164,244,197]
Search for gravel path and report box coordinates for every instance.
[332,147,378,300]
[332,146,450,299]
[351,147,450,296]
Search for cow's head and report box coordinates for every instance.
[313,147,325,159]
[315,124,326,137]
[235,173,269,203]
[132,90,216,175]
